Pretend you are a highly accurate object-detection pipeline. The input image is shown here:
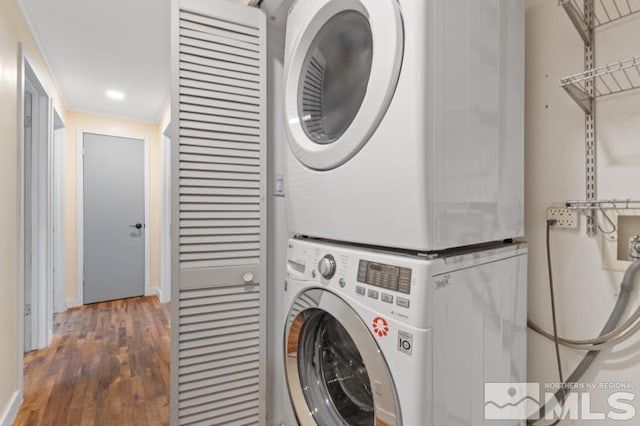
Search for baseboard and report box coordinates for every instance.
[65,298,82,309]
[159,285,171,304]
[150,284,171,304]
[161,287,171,304]
[0,390,21,426]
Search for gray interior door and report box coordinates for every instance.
[83,133,145,304]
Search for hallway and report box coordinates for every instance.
[14,297,170,426]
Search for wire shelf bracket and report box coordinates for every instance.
[559,0,640,43]
[565,199,640,210]
[557,0,639,236]
[560,0,592,44]
[560,56,640,114]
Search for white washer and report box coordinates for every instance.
[284,0,525,251]
[283,238,527,425]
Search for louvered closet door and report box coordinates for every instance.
[170,1,267,425]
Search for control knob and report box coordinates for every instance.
[318,255,336,279]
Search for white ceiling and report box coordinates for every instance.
[20,0,286,123]
[21,0,170,123]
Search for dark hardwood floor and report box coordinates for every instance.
[14,296,170,426]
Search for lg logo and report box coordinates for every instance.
[398,330,413,356]
[399,337,411,351]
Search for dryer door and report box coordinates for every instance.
[285,288,401,425]
[284,0,404,170]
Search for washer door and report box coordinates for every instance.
[285,0,404,170]
[284,288,401,425]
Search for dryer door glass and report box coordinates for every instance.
[298,10,373,145]
[297,310,374,425]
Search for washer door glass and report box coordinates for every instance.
[298,11,373,145]
[285,288,401,425]
[298,310,374,425]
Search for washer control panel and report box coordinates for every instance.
[286,238,431,327]
[357,260,412,295]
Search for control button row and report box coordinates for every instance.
[355,286,406,308]
[396,297,410,308]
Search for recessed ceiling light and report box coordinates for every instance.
[106,90,125,100]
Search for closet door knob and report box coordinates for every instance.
[242,271,255,283]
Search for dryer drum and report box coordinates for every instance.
[298,10,373,145]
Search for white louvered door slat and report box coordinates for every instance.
[171,1,267,425]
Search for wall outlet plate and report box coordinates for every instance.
[274,173,285,196]
[547,207,579,229]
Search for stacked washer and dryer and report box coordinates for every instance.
[281,0,527,425]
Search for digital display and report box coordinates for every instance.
[369,264,398,275]
[357,260,411,294]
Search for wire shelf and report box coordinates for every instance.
[565,199,640,210]
[560,0,640,43]
[559,55,640,113]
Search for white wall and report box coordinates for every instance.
[0,0,67,422]
[526,1,640,423]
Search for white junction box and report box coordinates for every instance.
[547,207,579,230]
[603,211,640,271]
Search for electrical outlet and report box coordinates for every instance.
[275,173,285,196]
[547,207,579,229]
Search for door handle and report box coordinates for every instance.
[129,223,144,230]
[242,271,255,284]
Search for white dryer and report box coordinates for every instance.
[284,0,525,251]
[283,238,527,425]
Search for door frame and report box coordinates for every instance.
[160,123,172,303]
[18,44,57,399]
[75,129,150,306]
[20,51,54,351]
[52,110,66,314]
